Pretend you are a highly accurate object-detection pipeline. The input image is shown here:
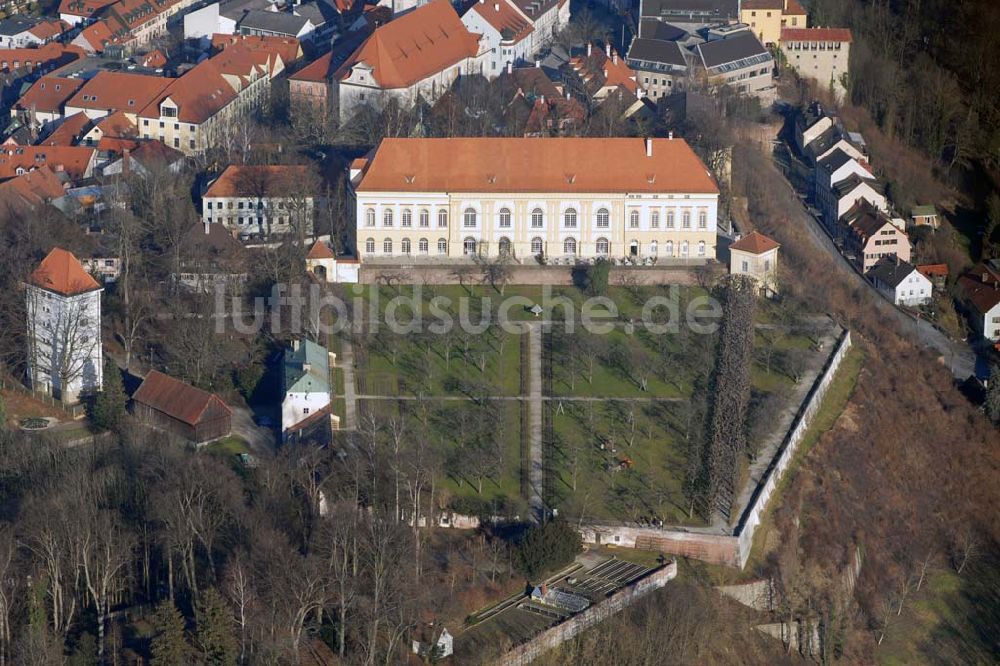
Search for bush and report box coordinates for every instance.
[89,359,127,432]
[513,518,582,580]
[582,259,611,296]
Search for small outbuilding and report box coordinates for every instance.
[132,370,232,444]
[729,231,780,297]
[910,205,940,229]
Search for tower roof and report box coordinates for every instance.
[29,247,101,295]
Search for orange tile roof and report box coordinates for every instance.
[307,240,335,259]
[784,0,807,15]
[0,43,84,71]
[958,271,1000,315]
[335,0,480,89]
[468,0,533,44]
[0,166,66,211]
[76,18,121,52]
[730,231,780,254]
[13,76,84,114]
[570,46,639,96]
[41,112,92,146]
[290,51,333,82]
[59,0,118,18]
[357,138,719,194]
[97,136,141,154]
[917,263,948,278]
[133,369,231,427]
[138,59,237,124]
[0,145,95,180]
[28,19,70,41]
[205,164,313,197]
[67,71,171,114]
[29,247,101,295]
[781,28,852,43]
[211,33,302,65]
[95,109,138,138]
[140,48,168,68]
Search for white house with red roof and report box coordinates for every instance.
[461,0,536,75]
[25,247,104,403]
[729,231,780,296]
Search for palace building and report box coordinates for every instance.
[350,137,720,262]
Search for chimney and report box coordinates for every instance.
[292,339,300,351]
[612,50,618,65]
[587,42,592,57]
[506,61,512,74]
[540,94,545,104]
[535,59,540,68]
[302,363,311,372]
[645,137,652,157]
[668,131,673,140]
[494,2,499,9]
[603,68,608,78]
[565,90,570,100]
[984,272,990,284]
[605,42,611,58]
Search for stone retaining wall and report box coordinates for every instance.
[359,263,720,286]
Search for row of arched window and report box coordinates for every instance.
[362,237,707,257]
[364,207,708,230]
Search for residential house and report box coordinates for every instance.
[0,145,97,180]
[0,44,85,108]
[497,64,585,136]
[64,71,172,121]
[694,27,774,101]
[202,164,316,239]
[281,338,332,441]
[25,247,104,403]
[794,101,833,156]
[957,263,1000,341]
[917,263,948,290]
[809,127,866,165]
[639,0,739,29]
[740,0,806,46]
[569,43,643,101]
[626,27,690,100]
[332,0,483,122]
[728,230,780,296]
[814,148,874,227]
[305,239,360,283]
[461,0,535,76]
[867,258,932,307]
[0,17,50,48]
[59,0,119,26]
[842,202,910,272]
[352,136,720,262]
[238,9,317,40]
[39,111,93,146]
[779,28,852,101]
[11,76,85,132]
[132,369,232,443]
[910,205,940,230]
[80,256,122,281]
[101,139,185,176]
[174,220,248,292]
[0,165,68,213]
[211,32,303,64]
[508,0,569,57]
[824,173,887,228]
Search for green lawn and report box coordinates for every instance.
[202,435,250,457]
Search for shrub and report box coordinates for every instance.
[513,518,582,580]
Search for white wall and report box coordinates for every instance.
[281,390,331,436]
[26,285,103,403]
[184,3,223,39]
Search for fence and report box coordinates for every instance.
[1,376,87,418]
[496,560,678,665]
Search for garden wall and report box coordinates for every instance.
[496,561,678,666]
[358,263,721,286]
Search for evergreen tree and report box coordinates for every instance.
[150,600,190,666]
[583,259,611,296]
[986,364,1000,425]
[195,588,237,665]
[91,358,127,431]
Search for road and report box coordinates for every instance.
[771,145,977,380]
[527,321,544,522]
[230,406,276,455]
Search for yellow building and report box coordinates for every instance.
[740,0,807,46]
[352,137,720,263]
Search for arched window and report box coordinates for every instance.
[698,211,708,228]
[681,241,689,256]
[531,237,543,255]
[682,210,691,228]
[383,209,393,227]
[419,209,429,227]
[531,208,543,228]
[629,240,639,256]
[563,237,577,255]
[498,237,512,254]
[401,209,412,227]
[650,210,660,228]
[698,241,706,256]
[596,208,609,228]
[419,238,429,253]
[629,210,640,228]
[438,210,448,227]
[383,238,393,254]
[365,237,375,254]
[365,208,375,227]
[401,238,411,254]
[437,238,448,254]
[498,207,512,228]
[563,208,577,228]
[596,237,610,255]
[463,237,477,255]
[463,208,477,228]
[665,240,674,256]
[666,210,675,228]
[650,240,658,255]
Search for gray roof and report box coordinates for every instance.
[640,0,738,22]
[833,172,880,197]
[0,16,38,36]
[867,258,919,288]
[283,339,330,394]
[220,0,271,21]
[238,8,311,34]
[627,38,688,69]
[637,18,688,41]
[817,147,855,173]
[696,31,770,70]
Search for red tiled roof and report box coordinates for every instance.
[76,18,121,52]
[958,270,1000,315]
[95,110,138,138]
[335,0,480,89]
[357,137,719,194]
[67,71,171,113]
[58,0,118,18]
[140,49,168,68]
[468,0,533,44]
[29,247,101,295]
[0,145,95,180]
[290,51,333,82]
[0,166,66,211]
[138,59,237,125]
[784,0,807,15]
[917,263,948,278]
[132,369,232,427]
[307,240,335,259]
[0,43,84,71]
[211,33,302,65]
[741,0,782,9]
[730,231,780,254]
[204,164,313,197]
[28,19,70,41]
[569,46,639,96]
[14,76,84,114]
[780,28,853,43]
[41,112,92,146]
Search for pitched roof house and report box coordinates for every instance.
[569,43,642,100]
[867,257,932,307]
[842,202,910,272]
[957,263,1000,341]
[281,339,332,440]
[132,369,232,443]
[729,230,780,295]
